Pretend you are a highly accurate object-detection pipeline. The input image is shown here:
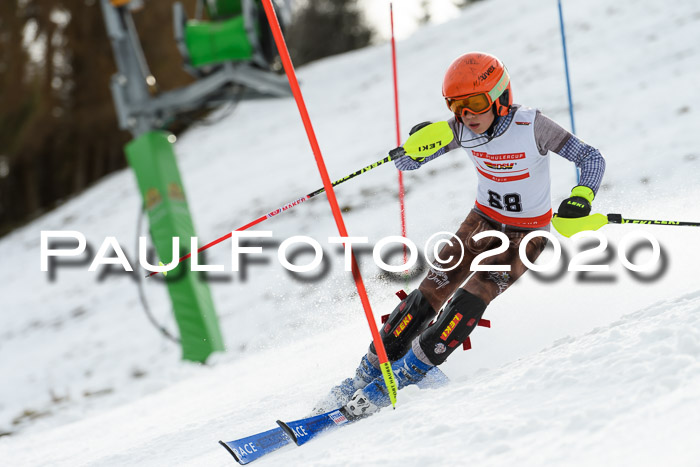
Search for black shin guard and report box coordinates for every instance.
[369,290,436,362]
[418,289,487,365]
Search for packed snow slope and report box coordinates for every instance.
[2,0,700,464]
[8,291,700,466]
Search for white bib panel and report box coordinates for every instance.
[465,107,551,227]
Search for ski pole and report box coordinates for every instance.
[606,214,700,227]
[552,212,700,237]
[146,121,454,277]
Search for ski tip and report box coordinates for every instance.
[218,440,243,464]
[276,420,299,446]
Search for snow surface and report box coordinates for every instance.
[2,0,700,465]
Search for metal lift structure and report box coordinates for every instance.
[100,0,291,362]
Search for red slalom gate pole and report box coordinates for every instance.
[390,3,408,266]
[260,0,398,407]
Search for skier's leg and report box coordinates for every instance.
[366,289,450,391]
[417,209,501,310]
[418,227,547,365]
[343,225,548,416]
[319,210,501,414]
[366,289,437,365]
[364,209,497,368]
[463,226,548,305]
[310,354,381,414]
[343,290,487,417]
[416,289,488,365]
[311,289,437,414]
[345,341,435,417]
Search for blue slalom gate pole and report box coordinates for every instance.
[557,0,580,183]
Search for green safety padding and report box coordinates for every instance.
[126,131,225,363]
[185,16,253,67]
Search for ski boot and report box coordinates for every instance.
[343,347,435,419]
[310,354,381,415]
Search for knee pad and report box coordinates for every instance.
[370,289,436,362]
[418,289,487,365]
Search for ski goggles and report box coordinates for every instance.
[446,93,494,116]
[445,68,510,116]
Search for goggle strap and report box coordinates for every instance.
[488,67,510,102]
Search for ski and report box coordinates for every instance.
[218,426,291,464]
[276,408,355,446]
[218,409,354,464]
[219,367,449,463]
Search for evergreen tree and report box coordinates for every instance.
[286,0,375,66]
[0,0,374,235]
[0,0,197,236]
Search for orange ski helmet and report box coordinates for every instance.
[442,52,512,118]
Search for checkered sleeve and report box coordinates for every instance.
[393,147,447,171]
[557,136,606,194]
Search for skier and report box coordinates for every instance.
[315,51,606,418]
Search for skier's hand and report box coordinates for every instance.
[557,185,594,218]
[409,121,432,135]
[405,121,433,161]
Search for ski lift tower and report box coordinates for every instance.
[100,0,291,363]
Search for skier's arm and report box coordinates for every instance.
[394,147,446,170]
[534,111,606,217]
[394,119,461,171]
[534,111,606,194]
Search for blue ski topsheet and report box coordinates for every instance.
[278,409,351,446]
[219,368,449,463]
[219,409,349,464]
[219,426,291,464]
